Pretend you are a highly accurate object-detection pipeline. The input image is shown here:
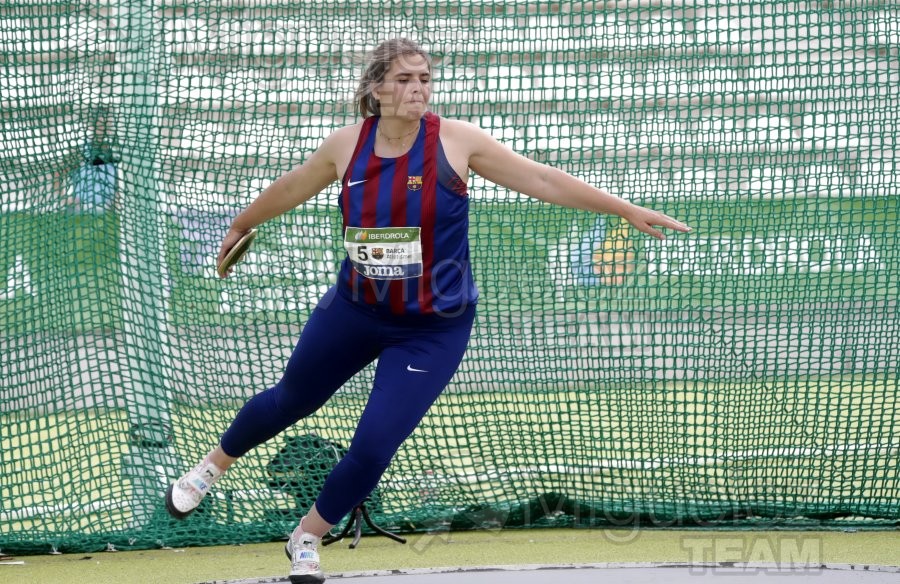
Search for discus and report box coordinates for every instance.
[216,228,258,278]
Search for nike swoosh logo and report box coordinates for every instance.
[348,179,367,186]
[406,365,428,373]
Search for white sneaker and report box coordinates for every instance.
[164,460,223,519]
[284,531,325,584]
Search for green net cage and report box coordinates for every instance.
[1,0,898,554]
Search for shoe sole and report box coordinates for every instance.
[289,574,325,584]
[164,484,194,520]
[285,543,326,583]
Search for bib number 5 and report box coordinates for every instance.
[344,227,423,280]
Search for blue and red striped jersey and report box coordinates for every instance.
[337,112,478,315]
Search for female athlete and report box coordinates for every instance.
[166,38,691,584]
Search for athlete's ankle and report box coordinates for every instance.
[199,455,225,474]
[205,446,238,473]
[294,517,324,540]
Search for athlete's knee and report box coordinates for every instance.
[269,379,322,421]
[342,443,394,475]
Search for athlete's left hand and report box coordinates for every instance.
[621,205,692,240]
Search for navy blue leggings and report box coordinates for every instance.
[219,287,476,525]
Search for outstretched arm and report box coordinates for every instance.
[462,122,691,239]
[229,137,342,233]
[217,130,344,272]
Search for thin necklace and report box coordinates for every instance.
[378,121,420,149]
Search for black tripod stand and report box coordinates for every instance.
[321,497,406,549]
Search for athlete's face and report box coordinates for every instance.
[373,53,431,120]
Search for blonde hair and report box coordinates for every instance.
[354,38,432,118]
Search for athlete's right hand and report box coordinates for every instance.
[216,227,251,278]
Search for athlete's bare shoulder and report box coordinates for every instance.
[318,121,365,178]
[322,121,364,152]
[438,117,493,174]
[439,117,489,148]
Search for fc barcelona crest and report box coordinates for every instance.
[407,176,423,191]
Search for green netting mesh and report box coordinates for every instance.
[2,0,899,555]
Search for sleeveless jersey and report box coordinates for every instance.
[337,112,478,315]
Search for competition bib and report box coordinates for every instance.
[344,226,423,280]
